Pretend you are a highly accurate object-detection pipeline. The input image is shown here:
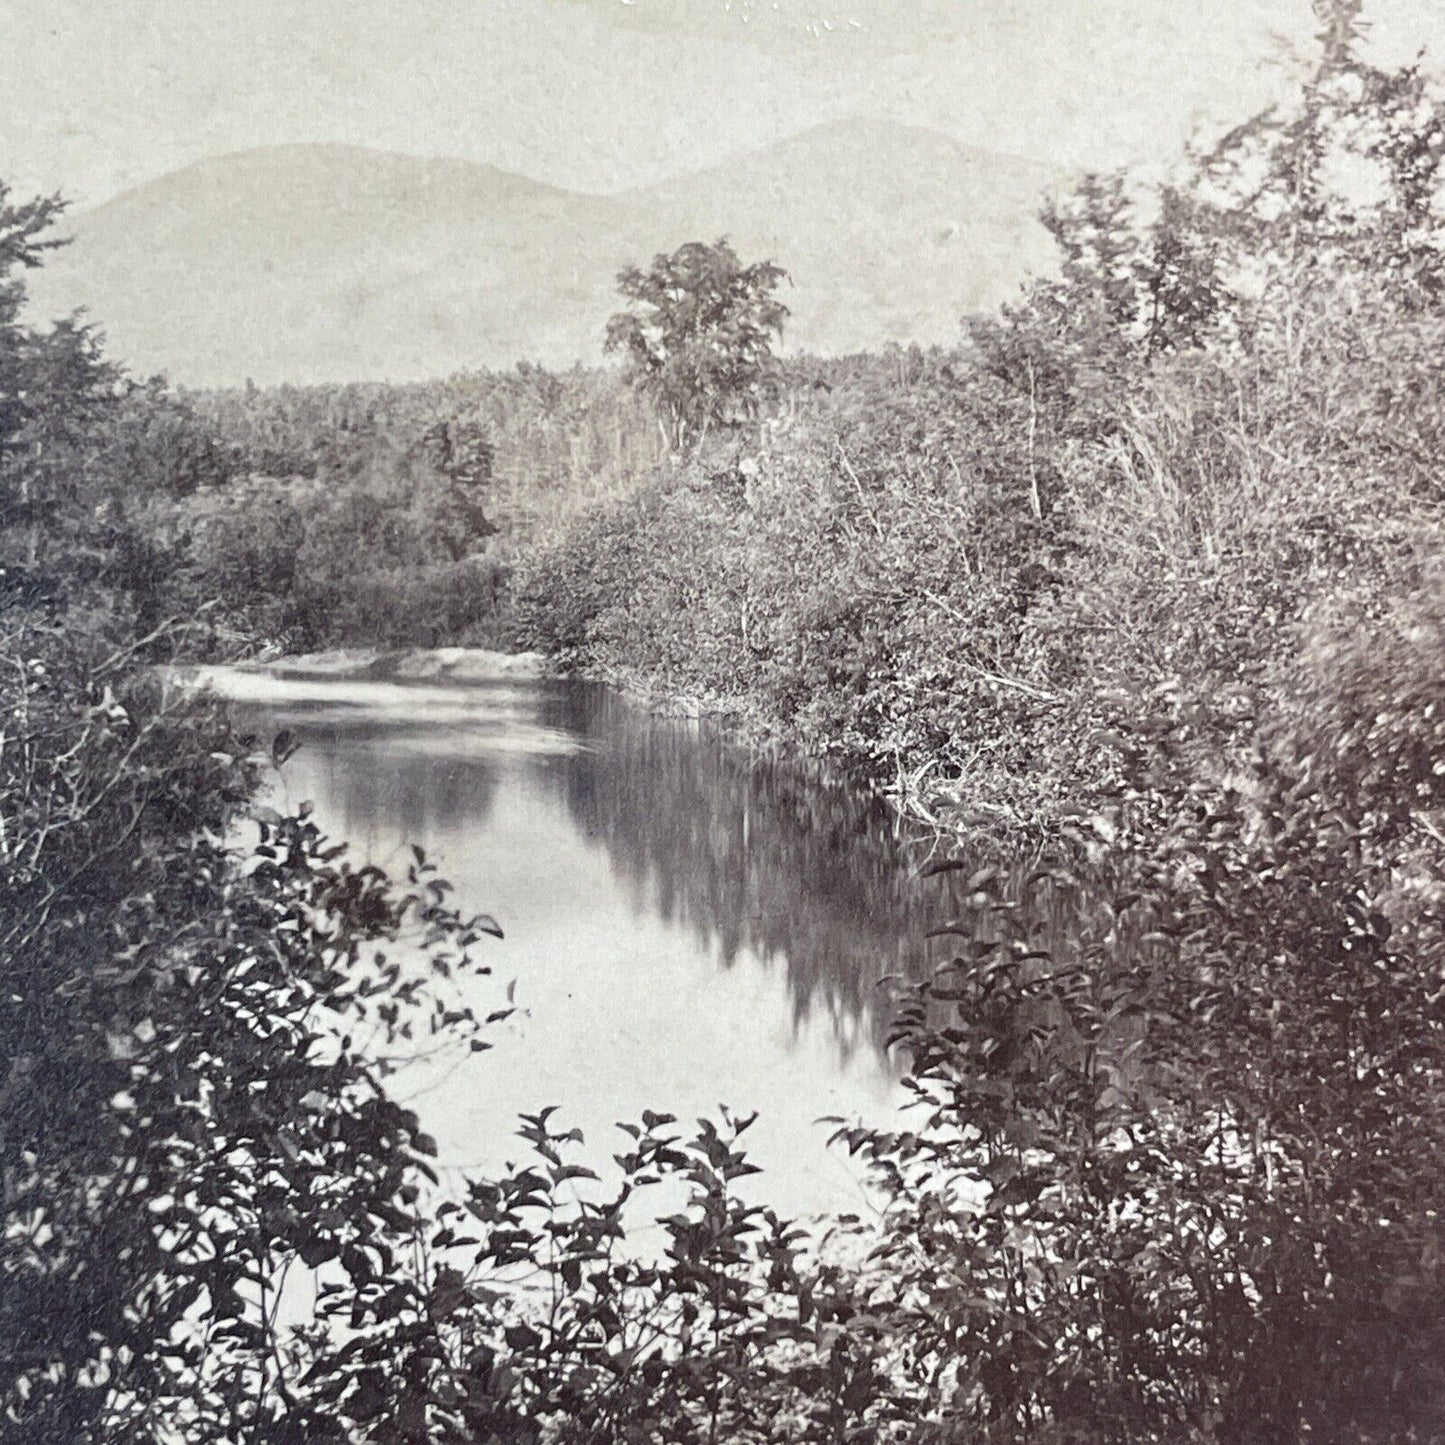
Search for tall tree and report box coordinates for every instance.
[0,188,121,567]
[605,238,788,452]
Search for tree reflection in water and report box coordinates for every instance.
[259,718,503,861]
[537,684,937,1057]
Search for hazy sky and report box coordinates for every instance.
[5,1,1445,209]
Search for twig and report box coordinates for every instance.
[921,592,1061,703]
[836,446,885,542]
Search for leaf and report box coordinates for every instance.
[921,858,970,877]
[554,1164,600,1185]
[299,1237,340,1269]
[504,1323,543,1352]
[963,864,1002,894]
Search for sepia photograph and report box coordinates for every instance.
[5,1,1445,1439]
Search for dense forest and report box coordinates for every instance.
[7,4,1445,1440]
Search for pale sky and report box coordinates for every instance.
[4,1,1445,210]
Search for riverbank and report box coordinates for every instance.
[267,645,550,682]
[492,277,1445,851]
[177,645,549,689]
[561,652,1045,840]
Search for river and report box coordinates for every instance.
[201,660,947,1220]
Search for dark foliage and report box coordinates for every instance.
[606,238,789,452]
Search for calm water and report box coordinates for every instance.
[212,666,947,1219]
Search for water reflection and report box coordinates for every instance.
[539,686,933,1049]
[221,668,939,1216]
[279,729,502,849]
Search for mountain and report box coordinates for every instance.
[26,144,635,386]
[25,123,1060,386]
[625,120,1059,357]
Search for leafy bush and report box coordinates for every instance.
[823,586,1445,1442]
[0,625,501,1439]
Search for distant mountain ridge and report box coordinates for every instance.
[26,121,1062,386]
